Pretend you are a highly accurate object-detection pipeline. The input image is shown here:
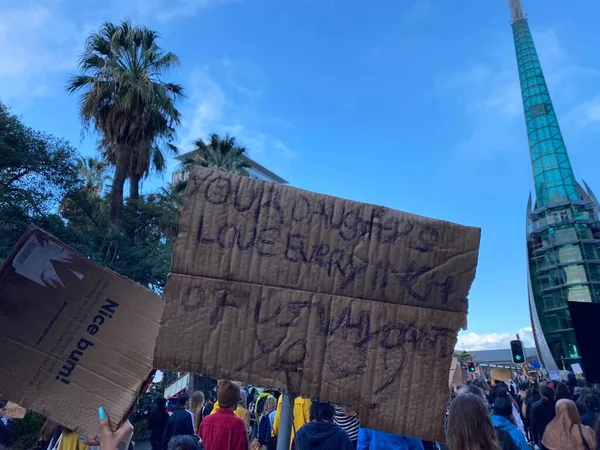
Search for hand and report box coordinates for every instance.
[98,407,134,450]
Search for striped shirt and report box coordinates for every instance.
[334,405,360,442]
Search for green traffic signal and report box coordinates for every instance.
[510,340,525,364]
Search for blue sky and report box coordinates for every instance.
[2,0,600,351]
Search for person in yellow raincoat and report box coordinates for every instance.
[272,396,311,447]
[210,400,251,432]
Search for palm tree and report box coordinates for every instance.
[76,156,110,196]
[189,133,251,174]
[128,142,179,199]
[67,20,184,228]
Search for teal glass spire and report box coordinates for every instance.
[510,0,579,207]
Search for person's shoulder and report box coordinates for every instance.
[531,399,543,409]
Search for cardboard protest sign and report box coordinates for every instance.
[154,168,480,441]
[449,357,463,389]
[491,368,512,383]
[5,402,26,419]
[0,227,163,438]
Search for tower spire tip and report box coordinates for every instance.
[509,0,526,24]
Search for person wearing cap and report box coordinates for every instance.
[162,394,195,450]
[200,380,248,450]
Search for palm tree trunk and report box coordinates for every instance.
[109,148,130,229]
[129,173,141,200]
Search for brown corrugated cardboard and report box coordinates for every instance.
[154,168,481,442]
[0,227,163,439]
[491,368,513,383]
[449,357,463,389]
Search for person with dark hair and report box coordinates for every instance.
[457,384,487,402]
[202,396,216,421]
[581,394,600,428]
[576,388,593,416]
[168,435,201,450]
[292,401,353,450]
[148,398,170,450]
[555,382,572,401]
[162,394,195,450]
[200,380,248,450]
[491,398,529,450]
[530,385,556,450]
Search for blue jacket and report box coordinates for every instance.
[491,415,529,450]
[357,428,424,450]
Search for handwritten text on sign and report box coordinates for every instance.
[155,168,480,442]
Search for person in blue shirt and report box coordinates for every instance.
[491,397,529,450]
[357,428,424,450]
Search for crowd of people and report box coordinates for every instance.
[142,380,428,450]
[3,375,600,450]
[448,377,600,450]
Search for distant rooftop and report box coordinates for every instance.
[175,149,288,184]
[470,348,538,363]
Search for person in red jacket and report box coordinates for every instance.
[200,380,248,450]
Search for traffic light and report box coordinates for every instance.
[510,339,525,364]
[467,361,476,372]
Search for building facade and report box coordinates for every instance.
[509,0,600,371]
[171,150,288,185]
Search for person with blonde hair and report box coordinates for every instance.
[447,393,502,450]
[190,391,205,433]
[257,396,277,450]
[542,399,596,450]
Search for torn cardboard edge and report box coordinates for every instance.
[0,226,163,439]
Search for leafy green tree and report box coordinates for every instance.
[454,350,475,361]
[0,101,79,261]
[67,20,184,228]
[179,133,251,187]
[59,186,182,291]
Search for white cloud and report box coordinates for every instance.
[145,0,237,23]
[580,97,600,126]
[175,66,296,178]
[456,327,535,351]
[566,95,600,130]
[221,57,265,97]
[103,0,236,22]
[0,5,85,101]
[0,0,235,103]
[438,26,600,161]
[439,64,522,119]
